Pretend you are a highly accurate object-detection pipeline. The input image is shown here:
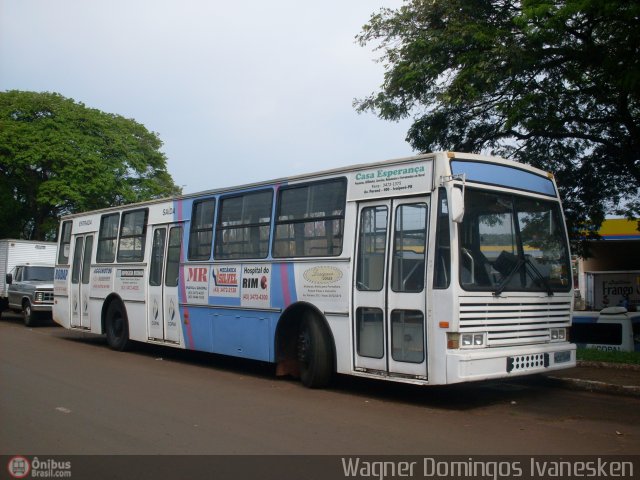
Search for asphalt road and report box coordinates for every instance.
[1,315,639,456]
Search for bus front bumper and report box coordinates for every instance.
[446,343,576,384]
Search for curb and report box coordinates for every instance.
[545,375,640,397]
[576,360,640,371]
[546,360,640,397]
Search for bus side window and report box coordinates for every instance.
[356,206,387,291]
[97,213,119,263]
[117,209,149,263]
[58,221,73,265]
[188,198,215,261]
[215,190,272,259]
[166,227,183,287]
[434,188,451,289]
[273,178,346,258]
[391,203,427,293]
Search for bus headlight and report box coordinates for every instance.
[460,333,486,349]
[550,328,567,342]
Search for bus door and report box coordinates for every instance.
[148,224,183,344]
[70,234,93,330]
[353,197,429,378]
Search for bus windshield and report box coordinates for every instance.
[459,189,571,293]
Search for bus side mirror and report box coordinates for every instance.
[451,188,465,223]
[6,273,12,285]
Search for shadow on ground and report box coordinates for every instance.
[39,323,563,412]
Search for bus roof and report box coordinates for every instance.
[59,151,553,220]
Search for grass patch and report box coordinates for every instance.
[576,348,640,365]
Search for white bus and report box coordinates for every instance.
[53,152,575,387]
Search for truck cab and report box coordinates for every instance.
[5,264,55,326]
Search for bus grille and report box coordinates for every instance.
[459,300,572,347]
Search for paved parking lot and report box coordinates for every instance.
[2,317,639,455]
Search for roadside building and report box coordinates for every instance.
[575,218,640,312]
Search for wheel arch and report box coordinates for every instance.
[274,301,336,378]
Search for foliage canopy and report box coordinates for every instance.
[356,0,640,253]
[0,90,180,240]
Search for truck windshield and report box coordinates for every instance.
[459,189,571,293]
[23,266,55,282]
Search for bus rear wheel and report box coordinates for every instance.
[297,313,333,388]
[105,301,130,351]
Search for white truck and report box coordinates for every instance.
[583,270,640,311]
[0,239,57,326]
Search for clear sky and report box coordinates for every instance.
[0,0,413,194]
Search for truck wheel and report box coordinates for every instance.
[105,301,130,351]
[23,300,37,327]
[297,313,333,388]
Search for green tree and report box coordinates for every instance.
[0,90,181,240]
[356,0,640,254]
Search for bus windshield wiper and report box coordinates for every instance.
[493,256,524,296]
[493,254,555,297]
[523,256,554,296]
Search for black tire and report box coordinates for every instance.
[297,313,333,388]
[105,301,130,351]
[23,300,37,327]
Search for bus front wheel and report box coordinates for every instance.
[105,301,130,351]
[297,313,333,388]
